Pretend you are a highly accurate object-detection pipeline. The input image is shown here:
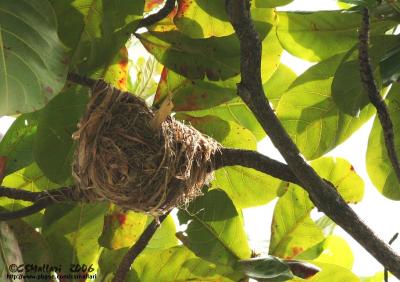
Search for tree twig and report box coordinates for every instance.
[0,199,52,220]
[137,0,176,29]
[359,8,400,183]
[112,211,170,282]
[225,0,400,278]
[0,186,81,220]
[385,232,399,282]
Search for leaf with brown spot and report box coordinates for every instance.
[103,47,129,90]
[99,206,148,250]
[174,0,234,38]
[154,67,237,111]
[145,0,164,12]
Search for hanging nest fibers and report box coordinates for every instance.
[72,80,220,215]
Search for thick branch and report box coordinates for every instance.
[112,212,170,282]
[226,0,400,278]
[137,0,176,29]
[359,8,400,182]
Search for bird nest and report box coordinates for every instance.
[72,80,220,215]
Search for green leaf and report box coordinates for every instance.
[33,85,89,184]
[361,272,385,282]
[7,219,52,269]
[186,98,265,140]
[49,0,144,74]
[0,0,67,115]
[296,262,360,282]
[133,246,243,282]
[214,166,283,208]
[310,157,364,204]
[270,157,363,258]
[99,207,177,251]
[276,53,375,160]
[296,235,354,270]
[256,9,284,83]
[128,55,162,100]
[103,47,129,90]
[269,185,324,259]
[255,0,294,8]
[367,84,400,200]
[276,10,394,62]
[140,9,279,82]
[98,248,139,282]
[315,215,336,235]
[380,42,400,84]
[312,236,354,269]
[264,64,298,108]
[138,31,241,81]
[332,36,399,116]
[176,114,281,207]
[99,206,148,250]
[174,0,234,38]
[0,111,40,175]
[0,222,24,281]
[42,202,108,272]
[1,163,61,227]
[176,114,257,149]
[154,68,237,111]
[237,256,293,281]
[97,218,179,281]
[332,60,376,116]
[146,215,178,250]
[177,189,251,266]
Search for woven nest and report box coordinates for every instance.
[72,80,219,215]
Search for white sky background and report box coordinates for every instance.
[0,0,398,280]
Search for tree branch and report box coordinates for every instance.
[359,8,400,182]
[0,186,82,220]
[67,72,96,88]
[214,148,301,185]
[225,0,400,278]
[112,212,170,282]
[0,199,52,220]
[137,0,176,29]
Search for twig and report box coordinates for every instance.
[0,199,52,220]
[0,186,80,220]
[137,0,176,29]
[385,232,399,282]
[112,211,170,282]
[0,186,42,202]
[225,0,400,278]
[359,8,400,183]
